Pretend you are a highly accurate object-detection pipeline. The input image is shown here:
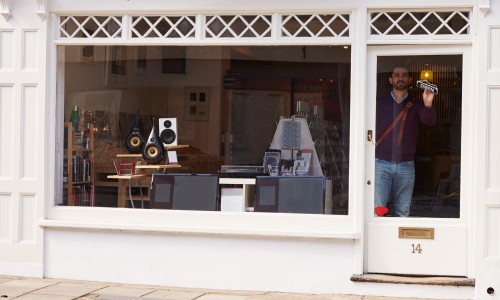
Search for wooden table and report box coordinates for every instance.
[108,166,182,208]
[135,164,182,172]
[110,147,187,207]
[107,174,147,208]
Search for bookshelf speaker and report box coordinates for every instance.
[142,118,165,164]
[159,118,177,147]
[125,113,145,154]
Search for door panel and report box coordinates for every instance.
[368,223,467,275]
[365,45,470,276]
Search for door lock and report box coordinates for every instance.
[367,130,375,145]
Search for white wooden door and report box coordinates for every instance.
[365,45,472,276]
[0,3,47,277]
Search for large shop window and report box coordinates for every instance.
[57,45,351,215]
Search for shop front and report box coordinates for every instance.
[1,0,500,299]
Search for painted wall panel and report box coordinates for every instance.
[490,27,500,70]
[0,85,14,178]
[487,88,500,189]
[22,31,38,71]
[0,31,14,70]
[0,194,12,241]
[21,85,37,179]
[45,230,356,294]
[19,194,35,242]
[486,207,500,258]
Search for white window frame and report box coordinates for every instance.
[42,6,475,241]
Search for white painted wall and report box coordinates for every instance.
[0,0,47,277]
[44,229,473,299]
[474,0,500,299]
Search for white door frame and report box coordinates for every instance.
[364,44,474,276]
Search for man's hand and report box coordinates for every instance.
[423,88,435,107]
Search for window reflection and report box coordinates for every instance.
[374,55,462,218]
[58,45,351,215]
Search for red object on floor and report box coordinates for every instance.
[375,206,388,216]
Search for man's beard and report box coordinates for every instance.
[394,81,408,91]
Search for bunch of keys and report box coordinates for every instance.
[416,79,439,94]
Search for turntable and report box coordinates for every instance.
[220,165,267,178]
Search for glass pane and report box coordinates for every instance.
[374,55,462,218]
[57,45,351,215]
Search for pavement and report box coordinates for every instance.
[0,275,439,300]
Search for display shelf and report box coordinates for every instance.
[107,174,146,180]
[64,121,94,206]
[292,78,349,214]
[135,164,181,169]
[116,145,188,158]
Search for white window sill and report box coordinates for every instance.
[39,219,361,240]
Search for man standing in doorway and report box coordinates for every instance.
[375,63,437,217]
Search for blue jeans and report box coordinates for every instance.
[374,158,415,217]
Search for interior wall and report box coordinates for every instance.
[63,46,224,156]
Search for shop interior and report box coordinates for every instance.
[58,45,461,218]
[376,55,462,218]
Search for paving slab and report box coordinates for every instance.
[141,289,205,299]
[196,295,249,300]
[0,286,45,299]
[247,293,362,300]
[93,286,157,297]
[0,278,57,289]
[11,293,76,300]
[31,282,109,297]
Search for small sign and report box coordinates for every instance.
[281,120,301,149]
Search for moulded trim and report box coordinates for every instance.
[479,0,491,15]
[35,0,47,19]
[0,0,10,20]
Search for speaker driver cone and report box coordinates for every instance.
[146,145,159,158]
[129,136,141,147]
[160,129,176,145]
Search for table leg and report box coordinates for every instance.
[128,180,135,208]
[139,179,144,208]
[117,180,127,208]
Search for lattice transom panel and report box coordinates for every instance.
[281,14,350,38]
[204,15,272,38]
[370,11,470,36]
[131,16,196,38]
[59,16,123,38]
[58,13,351,41]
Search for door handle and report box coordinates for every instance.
[367,130,375,145]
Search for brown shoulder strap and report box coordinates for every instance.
[376,99,415,147]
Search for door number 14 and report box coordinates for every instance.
[411,244,422,254]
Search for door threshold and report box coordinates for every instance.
[350,273,475,287]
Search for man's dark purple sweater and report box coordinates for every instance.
[376,92,437,162]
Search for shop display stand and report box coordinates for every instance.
[306,113,349,214]
[107,145,187,208]
[269,117,322,176]
[64,122,94,206]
